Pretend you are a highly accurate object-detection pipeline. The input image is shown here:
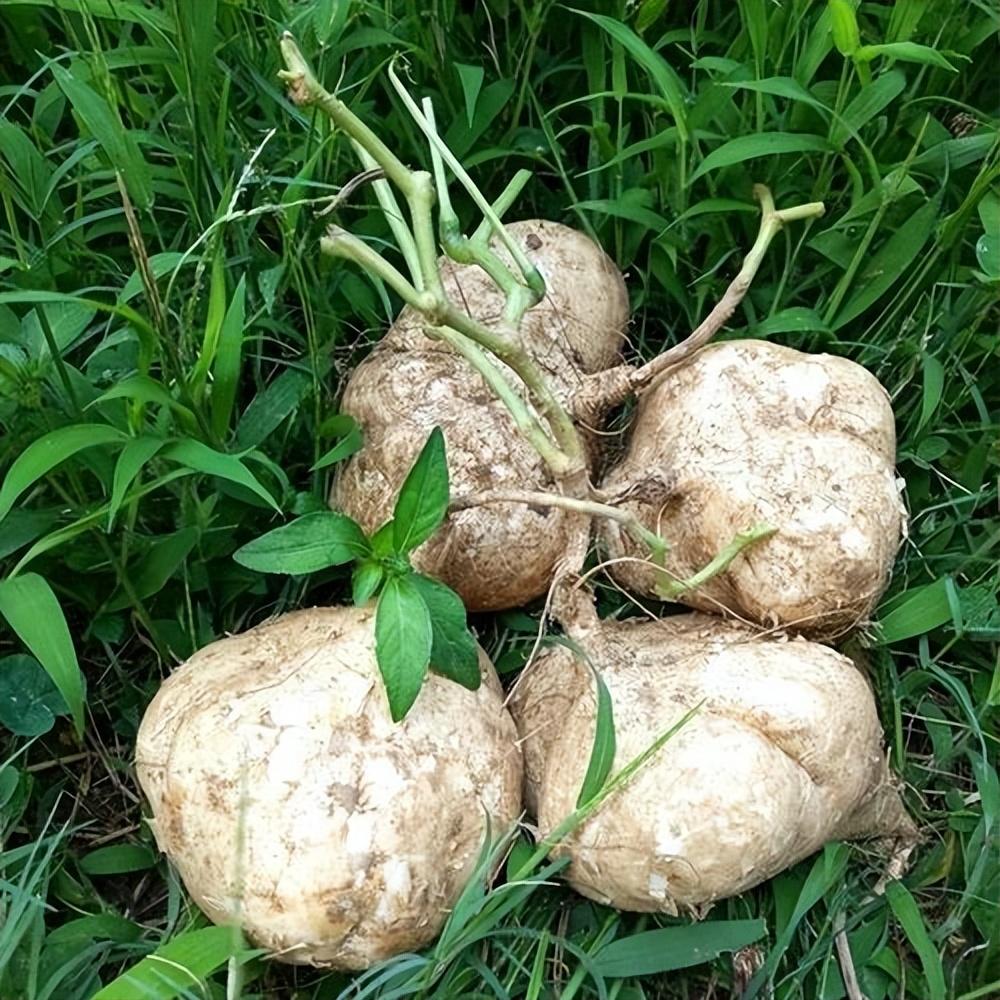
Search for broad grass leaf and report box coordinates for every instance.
[375,575,432,721]
[832,69,906,145]
[594,919,766,976]
[455,63,484,127]
[80,844,156,875]
[690,133,832,182]
[876,578,952,643]
[0,424,127,523]
[573,10,688,141]
[234,512,369,574]
[107,437,165,529]
[210,275,246,438]
[828,0,861,56]
[918,354,945,432]
[393,427,449,554]
[92,926,246,1000]
[234,368,312,450]
[830,196,939,330]
[50,62,153,209]
[410,574,479,690]
[885,881,947,1000]
[0,573,85,736]
[576,671,615,808]
[105,528,200,611]
[312,416,363,470]
[161,439,279,511]
[855,41,964,72]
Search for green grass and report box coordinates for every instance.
[1,0,998,997]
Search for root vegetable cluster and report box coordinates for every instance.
[134,35,913,971]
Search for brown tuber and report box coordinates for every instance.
[136,606,523,969]
[601,340,906,638]
[334,220,628,612]
[510,612,913,914]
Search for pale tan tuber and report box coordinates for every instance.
[510,612,913,914]
[334,220,628,612]
[136,606,523,969]
[601,340,905,638]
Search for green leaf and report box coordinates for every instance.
[235,512,369,575]
[0,654,67,736]
[831,196,939,329]
[690,133,832,182]
[455,63,485,128]
[312,418,363,471]
[375,575,432,722]
[723,76,828,112]
[827,0,861,57]
[636,0,669,33]
[885,881,947,1000]
[0,424,127,523]
[47,914,143,946]
[106,528,200,611]
[393,427,449,554]
[855,41,964,72]
[234,368,312,450]
[0,573,85,736]
[210,275,246,438]
[80,843,157,875]
[594,919,767,976]
[107,437,165,529]
[92,926,246,1000]
[573,9,688,142]
[754,307,831,337]
[918,354,945,432]
[876,578,953,643]
[576,671,616,808]
[161,439,279,511]
[832,69,906,145]
[91,375,195,420]
[410,574,480,690]
[352,560,385,606]
[50,62,153,209]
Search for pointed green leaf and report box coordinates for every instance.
[393,428,449,553]
[410,574,480,690]
[92,926,246,1000]
[690,133,832,183]
[594,919,766,976]
[234,512,369,575]
[161,439,279,511]
[108,437,165,529]
[455,63,485,127]
[312,419,363,470]
[210,275,246,438]
[0,573,85,736]
[576,670,616,808]
[375,575,432,721]
[352,560,385,606]
[0,424,127,523]
[828,0,861,56]
[854,41,964,71]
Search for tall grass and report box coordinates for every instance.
[1,1,997,997]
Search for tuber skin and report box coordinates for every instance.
[335,220,629,611]
[601,340,906,638]
[135,606,523,969]
[510,612,914,915]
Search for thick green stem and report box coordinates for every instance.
[655,522,777,600]
[408,171,444,299]
[321,227,423,308]
[279,34,414,195]
[387,61,545,299]
[429,329,570,474]
[440,302,584,469]
[471,169,533,245]
[350,140,423,290]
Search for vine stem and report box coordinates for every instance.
[281,33,585,481]
[575,185,826,417]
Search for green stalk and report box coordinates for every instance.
[655,523,777,600]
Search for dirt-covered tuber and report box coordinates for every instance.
[602,340,905,637]
[510,612,912,914]
[136,606,523,969]
[335,220,628,611]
